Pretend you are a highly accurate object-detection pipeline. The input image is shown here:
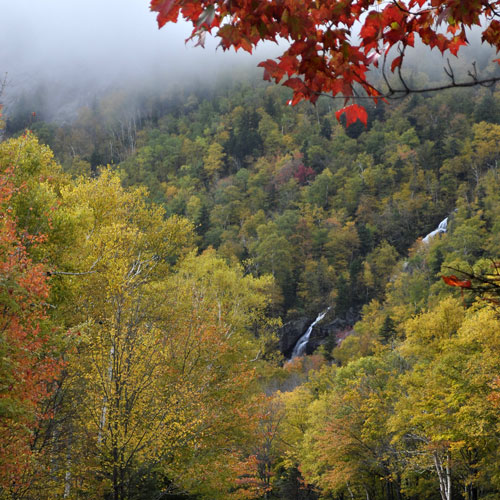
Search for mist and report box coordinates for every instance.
[0,0,280,121]
[1,1,498,123]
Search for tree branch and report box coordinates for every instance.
[50,257,101,276]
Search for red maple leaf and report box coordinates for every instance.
[335,104,368,127]
[441,275,472,288]
[151,0,179,27]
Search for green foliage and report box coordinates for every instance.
[6,79,500,499]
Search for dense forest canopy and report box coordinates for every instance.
[1,5,500,497]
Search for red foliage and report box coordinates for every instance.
[294,163,316,185]
[274,157,315,187]
[335,104,369,128]
[0,165,61,490]
[150,0,500,122]
[441,275,472,288]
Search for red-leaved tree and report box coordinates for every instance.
[0,164,60,495]
[150,0,500,125]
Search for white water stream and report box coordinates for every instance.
[291,309,329,359]
[422,217,448,244]
[288,218,449,359]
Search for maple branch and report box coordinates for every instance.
[444,59,456,85]
[381,48,393,95]
[444,263,500,286]
[468,61,479,82]
[486,2,500,18]
[443,263,500,306]
[314,74,500,101]
[390,0,432,17]
[396,45,410,94]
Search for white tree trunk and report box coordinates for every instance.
[433,450,452,500]
[98,345,114,444]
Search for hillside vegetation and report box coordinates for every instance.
[2,80,500,499]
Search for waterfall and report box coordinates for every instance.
[291,309,329,359]
[422,217,448,244]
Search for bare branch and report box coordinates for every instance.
[391,0,432,16]
[50,257,101,277]
[444,59,456,85]
[396,45,410,94]
[313,75,500,101]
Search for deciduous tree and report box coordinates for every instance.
[0,162,61,498]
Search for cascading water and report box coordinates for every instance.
[422,217,448,244]
[291,309,329,359]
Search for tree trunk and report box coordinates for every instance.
[466,483,478,500]
[346,482,355,500]
[433,450,452,500]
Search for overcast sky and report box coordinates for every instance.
[1,1,496,120]
[0,0,279,117]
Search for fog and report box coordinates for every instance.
[0,0,280,120]
[0,1,497,122]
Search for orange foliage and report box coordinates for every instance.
[441,275,472,288]
[0,165,61,491]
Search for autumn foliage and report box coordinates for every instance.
[3,55,500,498]
[0,163,60,491]
[151,0,500,126]
[441,274,472,288]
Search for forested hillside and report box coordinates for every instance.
[12,80,500,318]
[2,77,500,500]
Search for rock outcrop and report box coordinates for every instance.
[280,310,357,358]
[279,317,310,358]
[307,317,353,353]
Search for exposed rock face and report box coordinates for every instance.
[279,317,310,358]
[280,310,358,358]
[307,317,352,353]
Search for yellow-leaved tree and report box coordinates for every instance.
[39,170,278,499]
[392,298,500,500]
[40,169,193,498]
[158,249,279,499]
